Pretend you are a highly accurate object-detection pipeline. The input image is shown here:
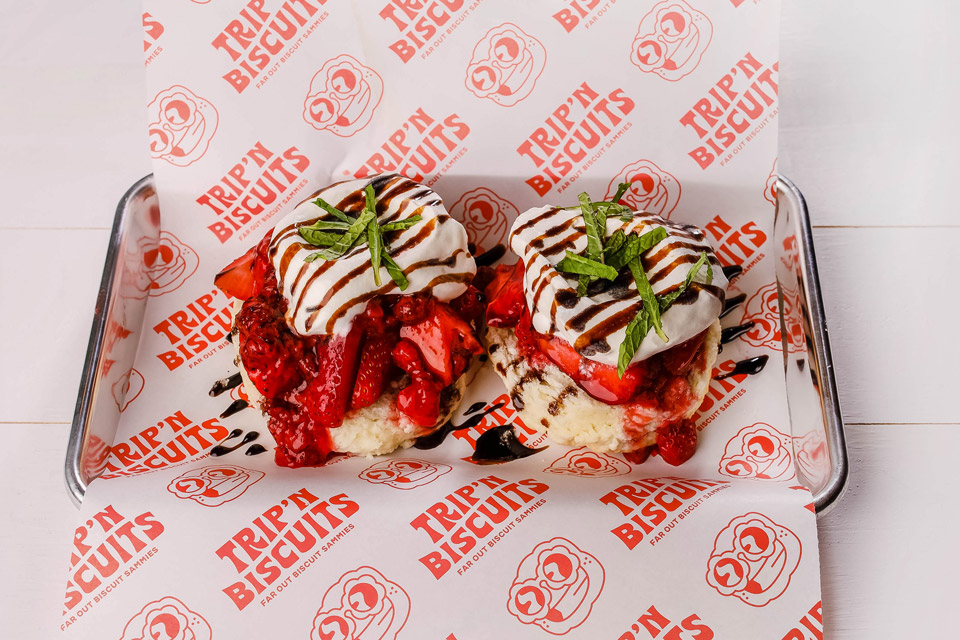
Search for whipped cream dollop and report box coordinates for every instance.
[510,206,727,367]
[270,174,476,337]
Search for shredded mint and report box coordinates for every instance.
[298,184,422,288]
[557,251,619,280]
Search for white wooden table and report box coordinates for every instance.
[2,2,957,637]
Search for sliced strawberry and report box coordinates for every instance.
[484,261,526,328]
[351,332,398,410]
[297,325,363,429]
[214,245,257,300]
[398,378,442,427]
[656,419,698,466]
[214,230,275,300]
[577,362,645,404]
[400,302,482,385]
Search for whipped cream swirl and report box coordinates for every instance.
[509,206,727,367]
[270,174,476,337]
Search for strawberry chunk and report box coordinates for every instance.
[400,301,482,385]
[450,285,485,322]
[397,378,443,427]
[236,297,303,397]
[656,419,698,466]
[214,231,273,300]
[351,332,398,410]
[297,325,363,429]
[214,245,257,300]
[484,261,526,327]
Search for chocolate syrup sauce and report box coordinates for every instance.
[209,372,243,397]
[470,426,547,464]
[220,399,250,418]
[716,355,769,380]
[720,293,746,318]
[721,264,744,281]
[245,444,267,456]
[413,402,506,450]
[474,244,507,267]
[210,431,260,457]
[721,321,755,344]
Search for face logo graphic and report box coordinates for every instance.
[112,368,145,412]
[142,231,199,296]
[303,55,384,137]
[719,423,794,480]
[605,160,682,218]
[358,458,452,490]
[166,465,265,507]
[119,597,211,640]
[630,1,713,82]
[465,23,547,107]
[507,538,604,635]
[310,567,410,640]
[740,282,804,353]
[544,448,631,478]
[449,188,517,252]
[706,513,802,607]
[146,86,218,167]
[765,158,778,206]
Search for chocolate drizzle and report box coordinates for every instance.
[716,355,769,380]
[470,426,547,464]
[720,322,756,344]
[210,430,260,457]
[474,244,506,267]
[413,402,505,450]
[720,293,746,318]
[209,372,242,397]
[245,444,267,456]
[220,399,250,418]
[721,264,744,282]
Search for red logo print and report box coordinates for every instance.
[605,160,682,218]
[507,537,604,635]
[705,513,801,607]
[310,567,410,640]
[359,458,452,490]
[718,423,794,480]
[166,464,265,507]
[544,448,631,478]
[303,55,384,137]
[119,597,211,640]
[112,367,145,413]
[146,86,219,167]
[765,158,778,206]
[449,187,516,252]
[630,1,713,81]
[739,282,801,352]
[465,23,546,107]
[143,231,200,296]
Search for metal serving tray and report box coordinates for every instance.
[66,175,847,514]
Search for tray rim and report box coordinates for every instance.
[65,174,848,514]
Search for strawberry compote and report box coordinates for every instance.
[218,232,483,467]
[485,261,710,465]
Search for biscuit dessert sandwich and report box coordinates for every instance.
[482,186,727,465]
[214,174,484,467]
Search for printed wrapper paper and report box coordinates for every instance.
[62,1,827,638]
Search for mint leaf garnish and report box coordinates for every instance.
[299,184,421,289]
[557,251,619,280]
